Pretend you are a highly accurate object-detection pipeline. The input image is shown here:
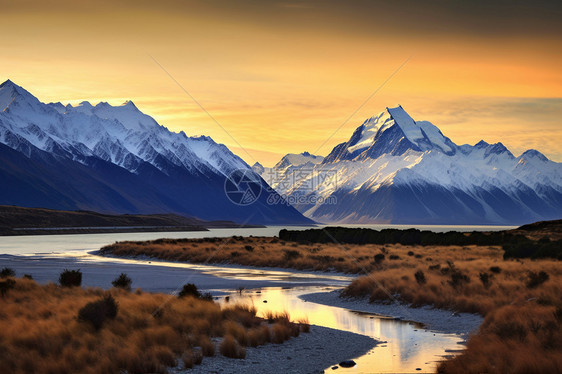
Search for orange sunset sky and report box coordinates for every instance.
[1,0,561,165]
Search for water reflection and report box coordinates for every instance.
[224,287,463,373]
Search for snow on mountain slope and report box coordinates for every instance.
[259,106,562,225]
[0,80,247,177]
[259,152,325,197]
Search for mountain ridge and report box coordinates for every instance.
[0,80,312,225]
[260,106,562,225]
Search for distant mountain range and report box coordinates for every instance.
[258,106,562,225]
[0,80,311,225]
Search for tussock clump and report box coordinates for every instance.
[0,278,16,297]
[374,253,385,264]
[526,270,549,289]
[479,272,491,288]
[272,322,291,343]
[489,266,502,274]
[414,270,426,285]
[220,335,246,358]
[198,336,215,356]
[298,317,311,333]
[78,294,118,330]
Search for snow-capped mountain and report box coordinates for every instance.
[0,80,311,224]
[259,106,562,225]
[254,152,324,195]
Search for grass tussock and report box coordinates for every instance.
[0,277,302,374]
[219,335,246,358]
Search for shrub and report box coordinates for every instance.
[526,271,549,289]
[448,269,470,289]
[178,283,202,298]
[374,253,385,264]
[77,294,118,330]
[112,273,132,291]
[23,274,33,280]
[59,269,82,287]
[0,267,15,278]
[489,266,502,274]
[244,245,254,252]
[479,272,491,288]
[0,278,16,297]
[414,270,426,285]
[283,249,301,261]
[389,254,400,260]
[407,251,415,256]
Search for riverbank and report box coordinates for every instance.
[300,290,483,337]
[171,325,377,374]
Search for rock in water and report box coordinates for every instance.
[339,360,356,368]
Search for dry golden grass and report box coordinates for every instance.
[0,277,306,374]
[101,236,472,273]
[337,245,562,374]
[219,335,246,359]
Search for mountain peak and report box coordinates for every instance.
[121,100,138,110]
[520,149,548,162]
[325,105,456,163]
[251,162,265,174]
[274,152,324,169]
[0,79,40,111]
[0,79,15,88]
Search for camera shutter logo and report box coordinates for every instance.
[224,169,262,206]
